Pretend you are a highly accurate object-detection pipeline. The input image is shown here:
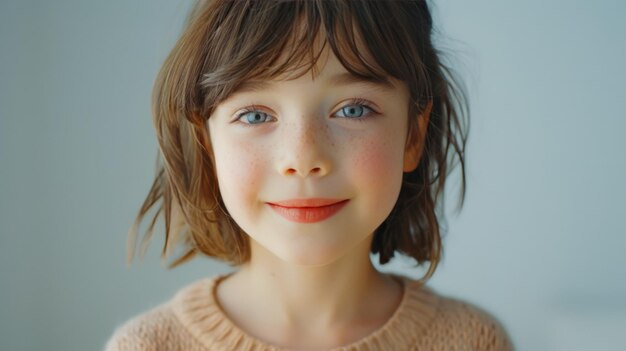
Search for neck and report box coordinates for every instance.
[219,235,401,335]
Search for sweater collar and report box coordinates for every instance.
[171,273,440,350]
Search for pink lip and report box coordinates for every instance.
[266,198,349,223]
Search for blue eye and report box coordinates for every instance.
[334,99,376,119]
[338,105,366,118]
[238,110,272,124]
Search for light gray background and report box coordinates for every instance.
[1,0,625,350]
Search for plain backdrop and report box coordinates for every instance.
[1,0,625,350]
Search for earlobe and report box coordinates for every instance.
[403,101,432,172]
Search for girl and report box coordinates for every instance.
[106,0,513,350]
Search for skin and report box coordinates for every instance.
[207,46,430,349]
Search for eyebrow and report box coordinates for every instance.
[233,72,396,95]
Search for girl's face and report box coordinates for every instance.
[208,49,419,266]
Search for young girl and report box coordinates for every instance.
[106,0,513,350]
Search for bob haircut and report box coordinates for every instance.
[128,0,469,283]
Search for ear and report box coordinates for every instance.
[403,101,432,172]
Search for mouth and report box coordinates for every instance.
[266,198,350,223]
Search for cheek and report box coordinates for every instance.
[212,137,267,208]
[349,133,405,191]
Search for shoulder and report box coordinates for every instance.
[103,277,216,351]
[395,275,514,351]
[104,303,181,351]
[424,288,515,351]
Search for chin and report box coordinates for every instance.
[245,220,376,268]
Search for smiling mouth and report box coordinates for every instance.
[266,198,350,223]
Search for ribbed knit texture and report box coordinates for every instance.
[105,274,514,350]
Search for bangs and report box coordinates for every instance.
[199,0,428,109]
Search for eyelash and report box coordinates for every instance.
[233,98,378,126]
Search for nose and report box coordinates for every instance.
[276,117,332,178]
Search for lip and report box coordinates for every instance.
[268,198,347,207]
[266,198,349,223]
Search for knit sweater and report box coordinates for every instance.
[105,274,514,350]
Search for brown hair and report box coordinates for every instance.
[128,0,468,283]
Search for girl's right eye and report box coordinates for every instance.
[235,109,274,125]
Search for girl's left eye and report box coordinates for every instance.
[333,99,376,119]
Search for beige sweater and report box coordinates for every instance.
[105,274,514,350]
